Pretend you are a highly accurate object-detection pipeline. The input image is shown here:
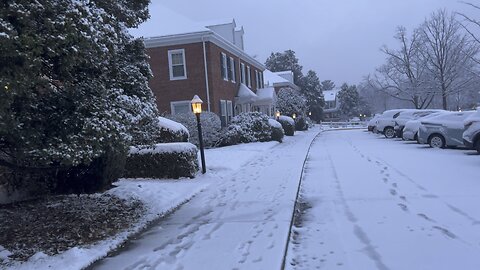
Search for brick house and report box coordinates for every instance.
[143,19,272,126]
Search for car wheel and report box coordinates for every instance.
[475,139,480,154]
[429,134,445,148]
[384,127,395,139]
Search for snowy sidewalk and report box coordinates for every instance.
[90,129,321,270]
[287,129,480,270]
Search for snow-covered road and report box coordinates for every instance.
[91,129,320,270]
[287,129,480,270]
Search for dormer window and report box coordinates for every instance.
[168,49,187,80]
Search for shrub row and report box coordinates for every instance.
[124,143,199,179]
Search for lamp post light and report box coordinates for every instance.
[292,113,296,119]
[191,95,206,174]
[275,111,280,120]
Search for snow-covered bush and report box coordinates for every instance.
[231,112,272,143]
[214,125,242,147]
[277,116,295,136]
[167,112,221,148]
[276,88,308,119]
[150,117,189,143]
[269,119,284,143]
[124,143,199,179]
[0,0,154,194]
[295,116,309,131]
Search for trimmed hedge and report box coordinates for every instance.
[124,143,199,179]
[278,116,295,136]
[295,116,309,131]
[155,117,189,143]
[269,119,284,143]
[167,112,221,148]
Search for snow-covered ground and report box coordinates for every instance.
[90,129,320,270]
[287,129,480,270]
[8,139,282,270]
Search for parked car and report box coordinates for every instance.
[417,111,475,148]
[402,111,449,141]
[368,114,382,132]
[394,110,443,138]
[376,109,413,138]
[463,108,480,153]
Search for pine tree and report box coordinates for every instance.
[265,50,304,85]
[299,70,325,122]
[0,0,155,192]
[338,83,360,119]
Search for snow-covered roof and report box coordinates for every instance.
[131,4,264,70]
[235,84,257,104]
[323,89,340,102]
[263,70,299,90]
[254,87,277,106]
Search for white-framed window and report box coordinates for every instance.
[247,66,251,87]
[255,70,259,89]
[230,57,236,82]
[221,53,228,81]
[240,62,246,84]
[227,100,233,122]
[170,100,191,115]
[220,100,234,126]
[168,49,187,80]
[260,71,264,88]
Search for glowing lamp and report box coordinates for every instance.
[191,95,203,114]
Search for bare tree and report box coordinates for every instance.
[368,27,436,109]
[419,9,479,110]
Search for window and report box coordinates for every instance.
[240,63,246,84]
[221,53,228,81]
[255,70,259,89]
[170,101,191,115]
[247,66,251,87]
[230,57,236,82]
[168,49,187,80]
[259,71,264,88]
[220,100,234,126]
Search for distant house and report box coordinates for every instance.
[263,70,300,93]
[323,88,341,121]
[139,11,275,126]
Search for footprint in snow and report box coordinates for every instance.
[398,203,408,212]
[390,189,397,196]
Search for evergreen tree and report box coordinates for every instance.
[338,83,360,119]
[321,80,336,91]
[299,70,325,122]
[276,88,308,118]
[0,0,155,192]
[265,50,304,85]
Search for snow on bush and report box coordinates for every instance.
[125,143,199,179]
[269,119,284,142]
[167,112,221,148]
[231,112,272,143]
[276,87,307,118]
[152,117,189,143]
[277,116,295,136]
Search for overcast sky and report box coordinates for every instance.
[137,0,474,86]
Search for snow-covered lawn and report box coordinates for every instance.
[6,140,281,270]
[287,129,480,270]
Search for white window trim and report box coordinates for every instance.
[240,63,246,84]
[170,100,192,115]
[221,53,228,81]
[247,66,251,87]
[168,49,187,81]
[230,57,236,83]
[255,70,259,88]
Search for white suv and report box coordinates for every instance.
[463,107,480,153]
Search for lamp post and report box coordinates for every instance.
[292,113,296,119]
[191,95,206,174]
[275,110,280,120]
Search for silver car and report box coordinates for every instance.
[402,111,449,141]
[463,108,480,153]
[418,111,475,148]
